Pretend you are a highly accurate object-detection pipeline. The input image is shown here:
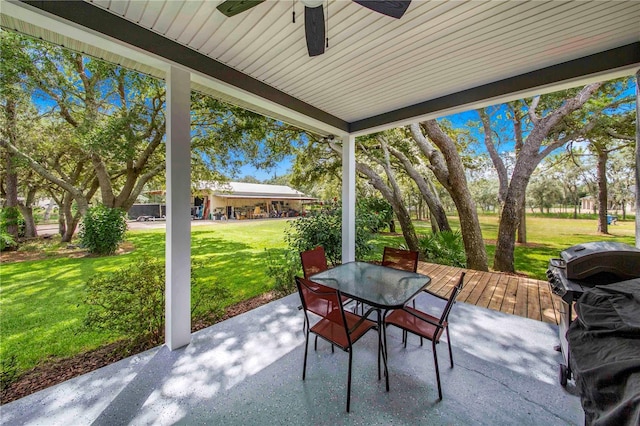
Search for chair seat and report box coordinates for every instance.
[310,309,377,350]
[385,306,446,342]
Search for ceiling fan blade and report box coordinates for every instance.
[305,5,325,57]
[217,0,265,18]
[353,1,411,19]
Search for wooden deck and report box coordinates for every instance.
[417,262,562,325]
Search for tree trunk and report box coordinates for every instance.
[429,212,438,233]
[392,198,420,252]
[2,150,20,239]
[494,174,530,273]
[328,140,419,251]
[58,214,66,238]
[386,145,451,232]
[517,206,526,243]
[17,205,37,238]
[17,184,38,238]
[60,196,76,242]
[43,202,54,221]
[3,99,20,240]
[596,150,608,234]
[493,196,519,272]
[414,122,488,271]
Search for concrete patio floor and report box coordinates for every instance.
[1,292,583,425]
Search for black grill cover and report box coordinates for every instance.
[567,279,640,426]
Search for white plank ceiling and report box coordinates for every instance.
[87,0,640,122]
[2,0,640,134]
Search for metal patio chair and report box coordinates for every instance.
[384,272,465,400]
[296,276,378,412]
[382,246,419,273]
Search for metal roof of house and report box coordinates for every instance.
[2,1,638,136]
[199,181,314,199]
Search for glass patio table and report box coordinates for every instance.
[310,261,431,390]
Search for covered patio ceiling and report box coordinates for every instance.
[2,0,639,136]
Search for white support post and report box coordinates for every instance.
[165,66,191,350]
[342,134,356,263]
[635,69,639,248]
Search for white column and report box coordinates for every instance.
[165,66,191,350]
[635,69,639,248]
[342,134,356,263]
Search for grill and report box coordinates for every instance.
[546,241,640,386]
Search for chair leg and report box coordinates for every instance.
[347,350,353,412]
[303,330,310,381]
[314,335,318,351]
[446,326,454,368]
[432,340,442,400]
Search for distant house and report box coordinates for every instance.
[195,181,316,220]
[580,195,634,213]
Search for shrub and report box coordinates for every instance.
[357,197,393,233]
[285,202,372,266]
[265,249,300,297]
[0,231,16,252]
[79,204,128,255]
[0,207,24,251]
[84,256,229,346]
[418,230,466,268]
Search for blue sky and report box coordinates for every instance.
[237,160,292,181]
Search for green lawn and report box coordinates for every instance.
[0,215,636,377]
[1,220,289,376]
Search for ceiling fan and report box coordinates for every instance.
[216,1,412,57]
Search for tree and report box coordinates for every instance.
[481,82,636,272]
[545,152,589,218]
[2,32,308,240]
[409,121,488,271]
[608,147,635,220]
[0,32,166,239]
[328,137,420,252]
[584,99,636,233]
[383,129,451,233]
[469,178,499,213]
[527,171,563,213]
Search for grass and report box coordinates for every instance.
[0,215,636,378]
[382,215,635,280]
[1,220,289,377]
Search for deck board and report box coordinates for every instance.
[419,262,559,325]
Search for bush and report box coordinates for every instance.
[265,249,300,297]
[418,230,466,268]
[0,231,16,252]
[285,202,372,266]
[0,207,24,251]
[79,204,128,255]
[83,256,229,346]
[357,197,393,233]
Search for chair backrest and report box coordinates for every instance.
[295,276,350,343]
[300,246,328,278]
[438,272,466,326]
[382,247,419,273]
